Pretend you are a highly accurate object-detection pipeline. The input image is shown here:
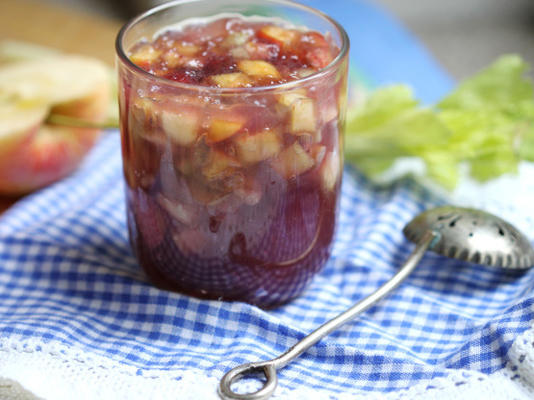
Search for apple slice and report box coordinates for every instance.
[234,130,282,164]
[0,54,111,195]
[258,25,298,48]
[0,100,48,157]
[210,72,252,88]
[0,55,109,106]
[271,142,315,179]
[238,60,281,79]
[0,40,60,65]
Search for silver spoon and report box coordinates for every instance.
[218,206,534,400]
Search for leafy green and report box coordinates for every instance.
[344,55,534,189]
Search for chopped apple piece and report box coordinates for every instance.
[244,42,278,60]
[202,150,241,181]
[162,50,183,69]
[258,26,297,47]
[130,44,162,65]
[211,72,252,88]
[234,130,281,164]
[320,151,341,191]
[223,31,253,47]
[176,42,200,56]
[238,60,280,79]
[229,47,249,60]
[129,97,165,144]
[160,106,200,146]
[130,97,157,125]
[290,97,316,133]
[207,114,245,142]
[306,47,333,69]
[277,90,307,107]
[271,142,315,179]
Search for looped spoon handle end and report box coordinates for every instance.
[218,361,278,400]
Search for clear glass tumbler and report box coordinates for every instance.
[116,0,349,308]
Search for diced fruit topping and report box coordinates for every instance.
[258,25,297,48]
[234,130,282,164]
[211,72,252,88]
[290,97,316,133]
[207,114,245,142]
[160,106,200,146]
[237,60,281,79]
[128,16,339,88]
[271,142,315,179]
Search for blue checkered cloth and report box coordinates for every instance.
[1,0,533,397]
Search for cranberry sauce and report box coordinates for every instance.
[120,15,346,308]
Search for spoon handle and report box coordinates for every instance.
[218,231,437,400]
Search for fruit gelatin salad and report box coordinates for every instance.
[119,14,348,308]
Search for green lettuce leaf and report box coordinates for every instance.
[344,54,534,189]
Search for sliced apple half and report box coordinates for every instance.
[0,100,48,157]
[0,55,110,106]
[0,54,111,195]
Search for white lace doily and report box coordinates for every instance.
[1,324,534,400]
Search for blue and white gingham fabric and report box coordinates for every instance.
[1,0,534,397]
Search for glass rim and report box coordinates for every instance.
[115,0,350,94]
